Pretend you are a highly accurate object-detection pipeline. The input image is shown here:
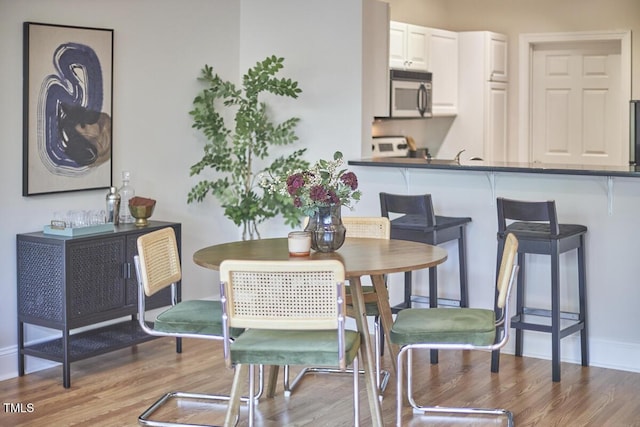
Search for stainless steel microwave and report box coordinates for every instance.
[389,69,432,118]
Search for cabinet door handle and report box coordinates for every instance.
[123,262,131,279]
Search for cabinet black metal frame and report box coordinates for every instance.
[16,221,181,388]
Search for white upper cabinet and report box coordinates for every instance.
[429,28,458,115]
[389,21,458,115]
[441,31,508,162]
[389,21,428,71]
[488,32,508,82]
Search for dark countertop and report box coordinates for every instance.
[348,157,640,178]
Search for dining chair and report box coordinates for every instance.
[390,233,519,427]
[219,259,362,427]
[133,227,263,427]
[283,216,391,396]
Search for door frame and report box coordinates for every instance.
[518,30,631,163]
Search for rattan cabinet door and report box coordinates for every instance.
[67,236,126,319]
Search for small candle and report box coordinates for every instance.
[288,231,311,257]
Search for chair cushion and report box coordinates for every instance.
[230,329,361,367]
[391,214,471,232]
[505,222,587,240]
[155,300,242,337]
[390,308,496,347]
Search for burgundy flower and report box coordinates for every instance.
[340,172,358,190]
[328,190,340,205]
[309,185,329,203]
[286,173,305,195]
[293,196,302,208]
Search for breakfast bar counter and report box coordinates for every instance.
[348,157,640,179]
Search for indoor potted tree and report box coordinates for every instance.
[188,55,309,239]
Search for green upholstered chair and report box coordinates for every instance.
[390,233,519,427]
[134,227,262,427]
[219,259,362,427]
[283,216,391,397]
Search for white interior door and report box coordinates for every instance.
[531,40,623,165]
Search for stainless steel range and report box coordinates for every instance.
[371,136,409,158]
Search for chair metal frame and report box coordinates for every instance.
[393,233,519,427]
[134,227,263,427]
[283,217,391,397]
[219,259,361,427]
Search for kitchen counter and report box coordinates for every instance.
[348,157,640,178]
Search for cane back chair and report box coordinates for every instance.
[134,227,263,427]
[390,233,519,426]
[219,259,362,427]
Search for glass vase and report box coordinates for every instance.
[305,204,346,252]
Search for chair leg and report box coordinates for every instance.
[376,315,385,357]
[514,253,525,357]
[428,266,439,365]
[491,237,506,373]
[398,346,514,427]
[353,351,361,427]
[578,240,589,367]
[248,364,256,427]
[457,230,469,308]
[139,365,264,427]
[551,245,561,382]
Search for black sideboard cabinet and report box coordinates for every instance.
[17,221,181,388]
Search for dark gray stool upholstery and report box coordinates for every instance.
[380,192,471,364]
[491,197,589,382]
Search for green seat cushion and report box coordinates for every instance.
[390,308,496,347]
[230,329,361,367]
[155,300,242,337]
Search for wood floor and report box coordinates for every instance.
[2,337,639,427]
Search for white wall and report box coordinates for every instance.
[0,0,241,379]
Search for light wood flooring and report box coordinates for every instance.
[1,337,639,426]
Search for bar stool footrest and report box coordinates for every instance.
[511,312,586,337]
[521,307,581,321]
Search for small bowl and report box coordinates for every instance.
[129,203,155,227]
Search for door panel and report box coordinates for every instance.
[531,41,622,165]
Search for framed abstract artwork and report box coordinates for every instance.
[23,22,114,196]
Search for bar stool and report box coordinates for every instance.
[490,197,589,382]
[379,192,471,364]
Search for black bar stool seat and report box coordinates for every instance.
[491,197,589,382]
[380,193,472,364]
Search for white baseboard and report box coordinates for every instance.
[0,344,58,382]
[500,332,640,373]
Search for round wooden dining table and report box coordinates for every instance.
[193,237,447,427]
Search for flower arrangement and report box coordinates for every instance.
[262,151,362,217]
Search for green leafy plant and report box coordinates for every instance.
[188,56,310,239]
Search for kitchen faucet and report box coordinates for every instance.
[454,149,466,163]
